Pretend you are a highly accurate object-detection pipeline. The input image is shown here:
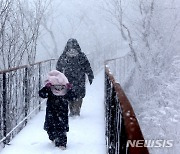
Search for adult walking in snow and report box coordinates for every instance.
[56,38,94,117]
[39,70,72,150]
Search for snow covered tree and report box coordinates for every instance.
[103,0,180,153]
[0,0,50,70]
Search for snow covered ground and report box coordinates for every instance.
[1,70,106,154]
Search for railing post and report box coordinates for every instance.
[105,72,109,153]
[38,63,41,111]
[50,60,52,70]
[2,73,7,144]
[109,87,116,154]
[105,73,111,153]
[115,104,121,154]
[119,118,127,153]
[24,67,29,125]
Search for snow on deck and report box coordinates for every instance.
[1,70,106,154]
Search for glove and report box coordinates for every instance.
[89,79,93,85]
[66,83,73,89]
[45,82,52,88]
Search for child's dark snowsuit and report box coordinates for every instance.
[39,86,69,147]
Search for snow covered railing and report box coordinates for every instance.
[104,53,135,90]
[105,66,149,154]
[0,59,57,146]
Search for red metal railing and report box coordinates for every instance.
[105,66,149,154]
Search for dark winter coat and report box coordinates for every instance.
[56,38,94,99]
[39,87,71,133]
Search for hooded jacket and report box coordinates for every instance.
[56,38,94,99]
[39,70,72,133]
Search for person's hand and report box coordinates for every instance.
[45,82,52,88]
[89,79,93,85]
[66,83,73,89]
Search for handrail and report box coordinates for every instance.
[105,66,149,154]
[0,59,57,74]
[104,56,127,64]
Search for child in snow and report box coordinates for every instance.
[39,70,72,150]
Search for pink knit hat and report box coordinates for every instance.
[45,70,69,96]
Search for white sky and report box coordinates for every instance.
[1,70,106,154]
